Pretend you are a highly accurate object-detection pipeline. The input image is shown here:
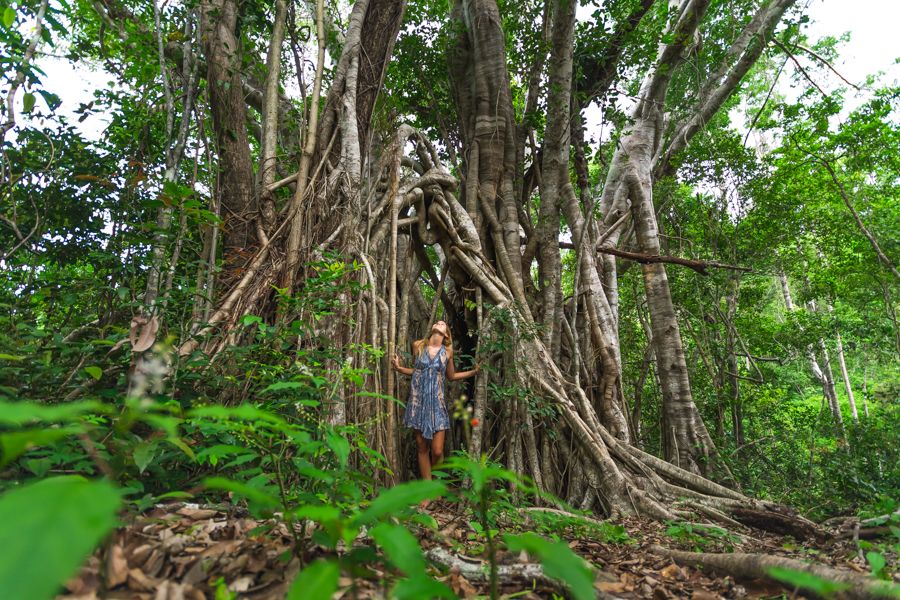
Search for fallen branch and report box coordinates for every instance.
[556,242,752,275]
[427,547,547,584]
[649,545,896,600]
[425,547,623,600]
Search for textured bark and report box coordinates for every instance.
[591,0,799,474]
[200,0,257,281]
[258,0,287,227]
[536,0,575,358]
[650,545,890,600]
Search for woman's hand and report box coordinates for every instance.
[391,354,401,371]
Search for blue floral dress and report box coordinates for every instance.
[403,345,450,440]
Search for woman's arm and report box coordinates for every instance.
[445,347,480,381]
[391,341,419,376]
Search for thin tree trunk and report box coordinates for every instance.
[834,329,858,423]
[778,271,844,434]
[258,0,288,230]
[536,0,575,359]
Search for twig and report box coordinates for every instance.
[786,41,860,90]
[772,39,829,99]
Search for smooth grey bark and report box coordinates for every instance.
[834,329,858,423]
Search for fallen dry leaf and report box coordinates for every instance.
[660,563,684,580]
[106,544,129,588]
[690,590,722,600]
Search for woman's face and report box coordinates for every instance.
[431,320,449,338]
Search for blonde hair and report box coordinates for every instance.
[416,324,452,356]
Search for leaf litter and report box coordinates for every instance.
[60,501,897,599]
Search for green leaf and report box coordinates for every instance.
[202,476,280,510]
[23,92,36,113]
[132,441,158,474]
[326,431,350,466]
[504,532,594,600]
[261,381,304,393]
[0,353,24,361]
[83,366,103,380]
[196,444,253,466]
[2,7,15,28]
[354,480,446,526]
[1,426,82,468]
[0,400,105,426]
[866,551,886,577]
[294,504,342,522]
[0,477,121,600]
[393,574,456,599]
[767,566,850,597]
[286,559,339,600]
[240,314,263,326]
[370,522,426,574]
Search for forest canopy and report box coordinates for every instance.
[0,0,897,597]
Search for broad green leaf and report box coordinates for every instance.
[505,532,594,600]
[1,426,82,468]
[294,504,342,522]
[0,477,121,600]
[165,437,195,460]
[240,314,263,326]
[202,476,279,510]
[83,366,103,380]
[196,444,253,466]
[393,574,456,599]
[354,480,446,525]
[767,566,850,598]
[286,559,339,600]
[189,404,286,426]
[262,381,304,392]
[2,7,14,28]
[0,353,24,361]
[132,441,158,473]
[370,522,426,574]
[23,92,36,113]
[326,431,350,466]
[866,551,886,577]
[0,400,105,426]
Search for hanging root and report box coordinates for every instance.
[649,545,898,600]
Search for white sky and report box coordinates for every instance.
[24,0,900,143]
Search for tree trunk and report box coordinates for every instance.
[778,271,844,433]
[536,0,575,360]
[834,329,858,423]
[200,0,257,283]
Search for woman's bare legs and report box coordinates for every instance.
[415,429,447,509]
[415,431,432,480]
[430,430,445,467]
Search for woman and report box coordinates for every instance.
[391,320,479,484]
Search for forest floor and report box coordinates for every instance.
[60,500,896,600]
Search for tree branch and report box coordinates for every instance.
[655,0,798,175]
[556,242,752,275]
